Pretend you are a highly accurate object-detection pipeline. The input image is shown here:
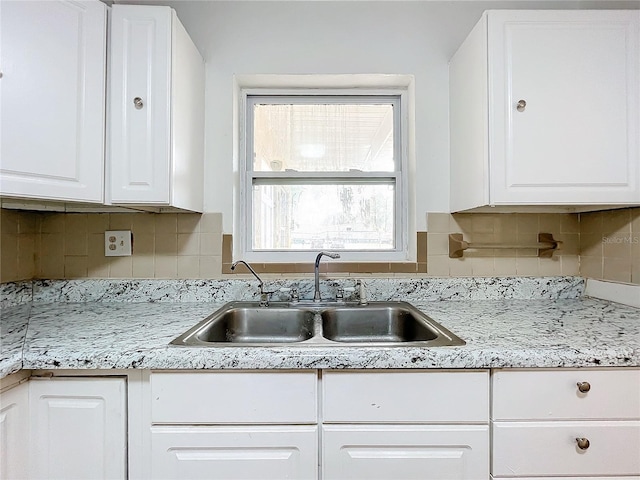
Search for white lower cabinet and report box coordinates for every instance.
[491,368,640,480]
[5,368,637,479]
[149,371,318,480]
[29,376,127,480]
[322,370,490,480]
[322,425,489,480]
[0,380,29,480]
[147,370,490,480]
[150,425,318,480]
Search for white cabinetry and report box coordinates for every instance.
[322,370,490,480]
[491,368,640,479]
[0,0,107,203]
[149,370,489,480]
[29,376,127,480]
[0,380,28,480]
[450,10,640,211]
[109,5,205,212]
[149,371,318,480]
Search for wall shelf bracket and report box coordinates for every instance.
[448,232,562,259]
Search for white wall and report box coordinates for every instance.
[165,0,637,232]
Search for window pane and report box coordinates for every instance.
[252,183,395,250]
[253,103,395,172]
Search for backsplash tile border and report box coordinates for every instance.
[221,232,428,275]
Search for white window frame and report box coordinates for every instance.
[238,87,410,263]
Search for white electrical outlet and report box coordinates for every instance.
[105,231,132,256]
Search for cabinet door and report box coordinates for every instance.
[0,382,29,480]
[29,377,126,480]
[0,0,106,202]
[488,10,640,204]
[109,5,172,204]
[322,425,489,480]
[151,425,318,480]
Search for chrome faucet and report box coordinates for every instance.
[231,260,271,306]
[313,251,340,302]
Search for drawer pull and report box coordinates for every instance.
[576,437,590,450]
[577,381,591,393]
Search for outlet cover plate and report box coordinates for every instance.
[105,230,132,256]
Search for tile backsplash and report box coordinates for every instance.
[1,210,223,282]
[0,209,39,282]
[426,212,580,277]
[1,207,639,284]
[580,207,640,284]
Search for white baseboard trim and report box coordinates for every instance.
[585,279,640,308]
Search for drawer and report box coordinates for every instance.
[323,370,489,423]
[151,371,317,424]
[151,425,317,480]
[323,424,489,480]
[492,368,640,420]
[491,477,640,480]
[492,420,640,477]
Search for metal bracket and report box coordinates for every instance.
[449,232,562,259]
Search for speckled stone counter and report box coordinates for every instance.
[2,277,639,378]
[0,304,30,378]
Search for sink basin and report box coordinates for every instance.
[321,302,465,346]
[170,302,315,345]
[170,301,464,347]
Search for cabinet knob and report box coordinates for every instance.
[577,381,591,393]
[133,97,144,110]
[516,99,526,112]
[576,437,590,450]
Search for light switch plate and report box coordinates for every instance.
[105,230,132,256]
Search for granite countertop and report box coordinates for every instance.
[2,295,639,378]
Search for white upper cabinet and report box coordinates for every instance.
[109,5,205,212]
[450,10,640,212]
[0,0,107,203]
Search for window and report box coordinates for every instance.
[240,91,408,262]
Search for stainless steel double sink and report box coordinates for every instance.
[170,301,465,347]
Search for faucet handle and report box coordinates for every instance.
[357,279,368,305]
[336,287,345,301]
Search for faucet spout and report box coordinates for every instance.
[231,260,270,306]
[314,251,340,302]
